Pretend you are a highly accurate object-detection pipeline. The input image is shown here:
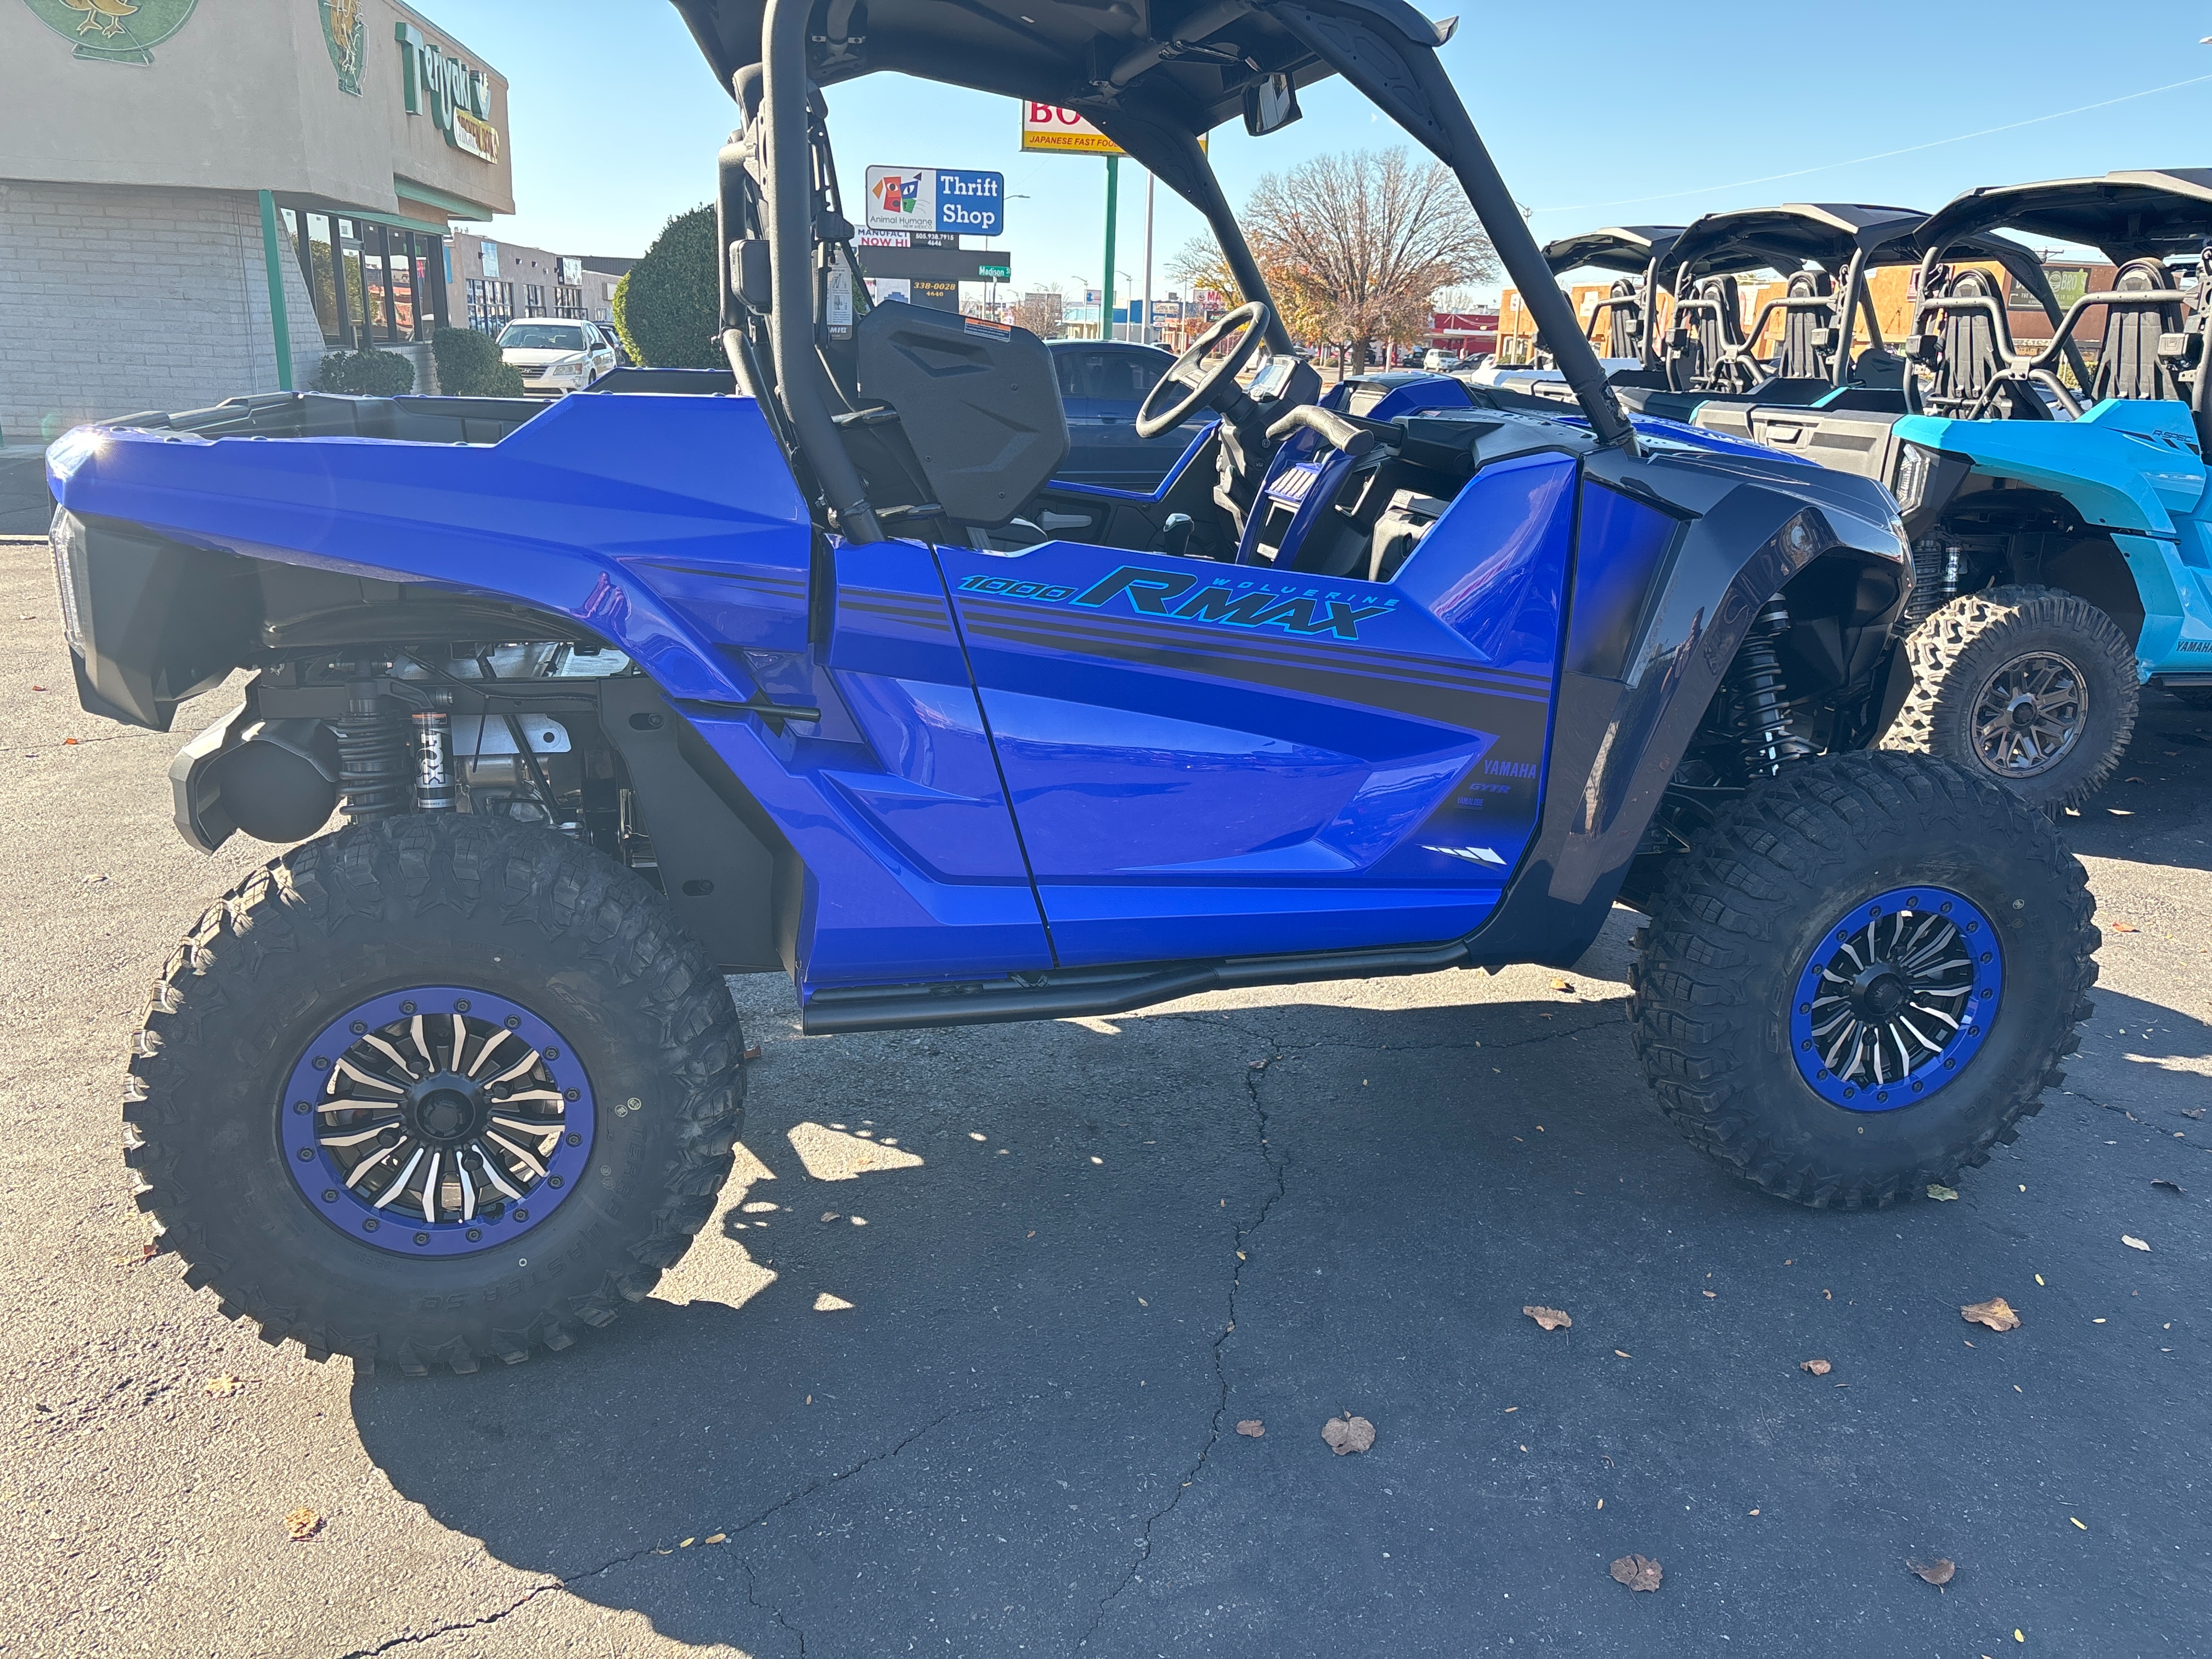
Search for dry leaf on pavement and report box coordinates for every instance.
[202,1375,246,1397]
[2109,922,2140,933]
[1609,1554,1662,1592]
[743,1044,763,1062]
[2152,1179,2185,1194]
[1799,1359,1832,1376]
[1926,1183,1959,1201]
[1962,1297,2021,1331]
[1907,1557,1956,1586]
[2123,1235,2151,1251]
[1235,1420,1265,1438]
[1550,978,1576,993]
[1321,1414,1375,1455]
[1523,1305,1572,1331]
[284,1507,323,1542]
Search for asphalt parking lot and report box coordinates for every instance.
[1,535,2206,1658]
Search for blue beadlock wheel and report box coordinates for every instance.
[281,985,596,1258]
[1789,885,2004,1111]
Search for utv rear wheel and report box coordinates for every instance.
[125,815,744,1375]
[1887,584,2138,810]
[1630,753,2095,1209]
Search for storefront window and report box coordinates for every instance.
[466,278,515,332]
[336,219,370,342]
[523,283,545,316]
[284,208,348,348]
[360,223,392,341]
[554,284,584,319]
[387,232,416,341]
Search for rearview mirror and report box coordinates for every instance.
[1243,73,1302,137]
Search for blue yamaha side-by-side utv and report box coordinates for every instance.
[48,0,2096,1375]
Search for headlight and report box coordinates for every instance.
[1893,443,1935,516]
[49,506,90,656]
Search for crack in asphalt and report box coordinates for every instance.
[1077,1039,1289,1649]
[1070,1003,1626,1648]
[339,1404,995,1658]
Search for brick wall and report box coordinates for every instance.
[0,179,297,445]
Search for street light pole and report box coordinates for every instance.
[1101,153,1119,343]
[1142,171,1155,346]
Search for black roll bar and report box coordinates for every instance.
[762,0,883,542]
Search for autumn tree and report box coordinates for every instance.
[1181,149,1497,370]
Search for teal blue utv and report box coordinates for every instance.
[1630,177,2212,808]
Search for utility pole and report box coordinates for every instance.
[1141,171,1155,346]
[1101,153,1119,343]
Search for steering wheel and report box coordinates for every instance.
[1135,301,1273,438]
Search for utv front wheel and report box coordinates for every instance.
[1630,753,2095,1208]
[1887,584,2138,810]
[126,816,745,1374]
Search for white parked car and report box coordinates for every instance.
[496,319,616,396]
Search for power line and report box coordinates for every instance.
[1533,72,2212,216]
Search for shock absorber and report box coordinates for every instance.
[336,677,408,821]
[1729,599,1816,776]
[411,690,456,812]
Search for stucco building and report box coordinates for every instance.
[0,0,514,445]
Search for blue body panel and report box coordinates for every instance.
[1891,398,2212,678]
[937,450,1575,965]
[45,385,1795,1003]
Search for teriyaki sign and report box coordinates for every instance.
[862,167,1005,236]
[395,22,501,163]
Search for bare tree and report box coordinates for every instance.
[1239,148,1496,370]
[1012,289,1064,338]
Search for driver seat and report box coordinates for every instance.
[1770,272,1837,382]
[2088,259,2187,404]
[1922,268,2005,415]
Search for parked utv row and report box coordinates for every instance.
[49,0,2095,1375]
[1534,171,2212,809]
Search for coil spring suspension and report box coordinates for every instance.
[1899,537,1962,631]
[336,679,408,821]
[1729,599,1815,776]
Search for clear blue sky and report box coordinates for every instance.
[430,0,2212,299]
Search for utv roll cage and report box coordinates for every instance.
[670,0,1635,543]
[1538,225,1685,373]
[1654,203,2077,400]
[1906,170,2212,430]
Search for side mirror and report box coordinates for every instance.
[1243,73,1302,137]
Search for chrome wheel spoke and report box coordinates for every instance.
[373,1146,426,1209]
[485,1130,548,1179]
[318,1124,391,1149]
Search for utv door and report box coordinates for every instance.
[935,450,1580,966]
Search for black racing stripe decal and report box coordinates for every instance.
[958,597,1550,703]
[639,562,808,592]
[966,615,1541,729]
[953,591,1553,692]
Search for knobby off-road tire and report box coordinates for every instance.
[1630,752,2096,1209]
[1887,583,2138,810]
[125,815,744,1375]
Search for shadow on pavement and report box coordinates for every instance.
[350,957,2211,1657]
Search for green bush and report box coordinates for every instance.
[613,205,720,368]
[314,347,415,396]
[430,326,526,397]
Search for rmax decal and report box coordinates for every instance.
[956,566,1401,641]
